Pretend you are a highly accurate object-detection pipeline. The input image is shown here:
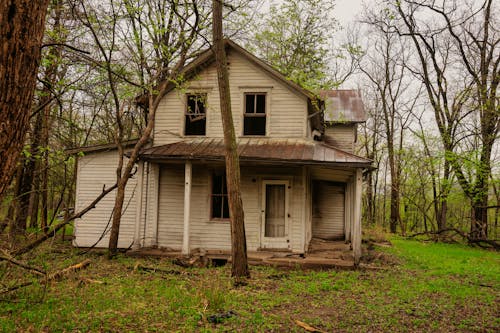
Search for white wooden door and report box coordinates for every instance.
[261,180,289,249]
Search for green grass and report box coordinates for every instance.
[0,239,498,332]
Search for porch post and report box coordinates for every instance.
[182,161,192,256]
[301,166,308,253]
[344,179,352,243]
[133,161,144,250]
[352,168,362,265]
[150,163,160,247]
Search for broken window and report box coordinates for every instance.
[211,173,229,219]
[185,94,206,136]
[243,93,266,135]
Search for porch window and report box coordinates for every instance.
[211,173,229,219]
[243,93,266,135]
[185,94,206,136]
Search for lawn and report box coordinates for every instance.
[0,239,498,332]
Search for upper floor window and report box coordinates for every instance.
[185,94,206,136]
[244,93,266,136]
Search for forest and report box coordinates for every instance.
[1,0,497,250]
[0,1,498,329]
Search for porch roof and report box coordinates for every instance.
[138,138,372,168]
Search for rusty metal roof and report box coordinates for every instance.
[320,90,366,123]
[140,138,371,167]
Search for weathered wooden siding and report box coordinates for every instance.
[153,50,309,145]
[154,163,305,253]
[73,150,137,248]
[156,164,184,249]
[324,124,356,153]
[312,182,345,239]
[310,167,354,183]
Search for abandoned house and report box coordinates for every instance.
[72,40,371,264]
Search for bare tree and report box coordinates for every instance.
[393,0,499,240]
[212,0,250,280]
[359,10,415,234]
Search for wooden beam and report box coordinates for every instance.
[301,166,308,253]
[344,178,352,243]
[133,161,144,250]
[352,169,362,265]
[182,161,192,256]
[149,164,160,247]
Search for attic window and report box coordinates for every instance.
[211,173,229,220]
[243,93,266,136]
[185,94,206,136]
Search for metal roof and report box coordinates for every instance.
[320,90,366,123]
[139,138,371,168]
[66,139,140,155]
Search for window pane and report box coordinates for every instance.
[187,95,197,114]
[221,175,227,194]
[196,97,206,114]
[212,174,223,194]
[256,94,265,113]
[185,94,206,135]
[222,196,229,218]
[212,196,222,218]
[211,173,229,219]
[187,94,206,114]
[185,115,206,135]
[244,116,266,135]
[245,94,255,114]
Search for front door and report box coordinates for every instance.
[261,180,289,249]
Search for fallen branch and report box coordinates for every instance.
[10,183,118,258]
[407,228,499,250]
[294,319,326,333]
[1,259,91,294]
[0,250,45,276]
[47,259,91,281]
[172,256,201,268]
[132,263,182,275]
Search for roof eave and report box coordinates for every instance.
[138,154,372,168]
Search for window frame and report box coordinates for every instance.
[243,92,267,136]
[210,172,230,221]
[184,93,207,136]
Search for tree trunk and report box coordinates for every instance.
[13,157,33,232]
[0,0,50,201]
[212,0,249,280]
[40,104,50,230]
[28,109,44,229]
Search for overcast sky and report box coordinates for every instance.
[335,0,364,25]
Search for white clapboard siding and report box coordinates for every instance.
[157,164,184,250]
[312,182,345,239]
[73,150,137,248]
[155,164,305,252]
[324,124,356,153]
[153,50,308,145]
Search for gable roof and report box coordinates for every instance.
[137,39,318,106]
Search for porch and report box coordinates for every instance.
[129,238,355,269]
[133,138,370,265]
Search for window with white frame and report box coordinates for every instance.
[243,93,266,135]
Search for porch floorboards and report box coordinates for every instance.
[128,238,355,270]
